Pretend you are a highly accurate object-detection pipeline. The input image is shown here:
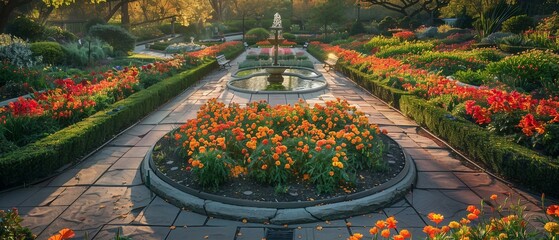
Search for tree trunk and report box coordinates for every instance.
[0,0,31,32]
[121,0,130,29]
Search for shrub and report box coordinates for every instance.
[350,21,365,35]
[43,26,77,43]
[375,41,435,58]
[89,24,136,54]
[0,34,26,46]
[378,16,397,31]
[0,208,34,240]
[536,11,559,34]
[454,69,489,86]
[131,25,165,42]
[30,41,65,65]
[362,36,401,54]
[404,51,487,76]
[282,32,296,42]
[62,38,112,66]
[245,28,270,45]
[0,43,42,68]
[392,31,416,41]
[84,17,106,32]
[5,17,44,42]
[486,49,559,93]
[480,32,516,44]
[502,15,534,34]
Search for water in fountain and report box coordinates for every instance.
[227,13,327,93]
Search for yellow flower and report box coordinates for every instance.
[499,233,508,239]
[544,222,559,234]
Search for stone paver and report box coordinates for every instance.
[0,48,546,240]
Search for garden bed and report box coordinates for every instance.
[0,42,245,190]
[308,42,559,197]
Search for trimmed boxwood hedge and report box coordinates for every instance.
[308,43,559,197]
[399,95,559,196]
[0,46,243,189]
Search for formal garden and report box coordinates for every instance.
[2,0,559,239]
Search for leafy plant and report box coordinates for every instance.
[474,1,518,38]
[454,69,489,86]
[486,49,559,93]
[0,43,42,68]
[0,208,34,240]
[502,15,534,34]
[375,41,435,58]
[89,24,136,54]
[30,42,66,65]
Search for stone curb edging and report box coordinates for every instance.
[226,66,328,94]
[140,138,416,224]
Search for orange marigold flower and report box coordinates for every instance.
[441,226,450,233]
[381,229,390,238]
[399,229,411,238]
[428,213,444,225]
[448,221,460,229]
[329,171,334,176]
[261,164,268,170]
[547,205,559,217]
[393,235,404,240]
[369,227,378,235]
[386,216,398,229]
[284,164,290,169]
[490,194,498,200]
[467,213,478,220]
[466,205,477,213]
[275,160,281,166]
[48,228,75,240]
[375,220,386,229]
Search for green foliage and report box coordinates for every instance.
[131,25,165,42]
[89,24,136,54]
[350,21,365,35]
[282,32,296,42]
[403,51,487,76]
[245,28,271,45]
[375,41,435,58]
[191,149,233,190]
[0,34,26,46]
[542,124,559,157]
[362,36,401,54]
[474,1,518,38]
[84,17,106,32]
[454,69,489,86]
[536,11,559,34]
[30,42,65,65]
[6,17,44,42]
[378,16,397,31]
[501,15,534,34]
[61,38,112,66]
[42,26,77,42]
[486,49,559,93]
[0,43,42,68]
[0,60,45,100]
[0,208,34,240]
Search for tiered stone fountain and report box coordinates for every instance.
[227,13,327,93]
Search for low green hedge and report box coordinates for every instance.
[0,42,244,189]
[307,44,409,108]
[0,60,217,189]
[309,43,559,196]
[399,95,559,196]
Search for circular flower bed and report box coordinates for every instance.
[159,99,392,195]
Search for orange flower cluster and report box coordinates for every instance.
[309,41,559,142]
[349,216,411,240]
[173,98,387,192]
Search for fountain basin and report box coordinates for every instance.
[227,67,327,94]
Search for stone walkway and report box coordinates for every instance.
[0,50,547,240]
